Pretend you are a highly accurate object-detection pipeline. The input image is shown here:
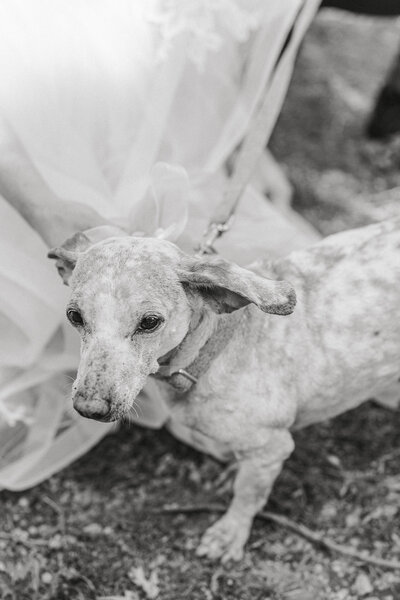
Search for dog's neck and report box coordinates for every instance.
[155,302,235,393]
[163,308,217,370]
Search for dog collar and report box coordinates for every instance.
[155,366,199,392]
[154,317,235,393]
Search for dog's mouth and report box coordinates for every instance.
[73,407,114,423]
[75,398,144,423]
[95,412,119,423]
[74,406,124,423]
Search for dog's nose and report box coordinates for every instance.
[73,393,110,421]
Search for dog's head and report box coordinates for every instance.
[49,234,296,422]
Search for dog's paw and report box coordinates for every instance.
[196,514,251,563]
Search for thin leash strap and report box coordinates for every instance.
[161,1,319,389]
[196,0,317,257]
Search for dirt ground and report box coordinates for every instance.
[1,9,400,600]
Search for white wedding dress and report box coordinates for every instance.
[0,0,321,490]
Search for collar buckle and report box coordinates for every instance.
[175,369,198,385]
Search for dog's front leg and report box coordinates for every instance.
[196,429,294,562]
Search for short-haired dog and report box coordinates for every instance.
[49,218,400,562]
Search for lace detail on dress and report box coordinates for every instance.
[147,0,262,69]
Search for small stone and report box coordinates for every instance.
[14,528,28,542]
[320,502,337,519]
[48,535,63,549]
[314,564,324,574]
[353,573,373,596]
[284,535,295,547]
[327,454,341,468]
[103,526,113,536]
[334,590,348,600]
[151,555,166,568]
[188,465,202,484]
[345,510,361,528]
[18,497,29,508]
[41,572,53,584]
[331,560,345,576]
[83,523,103,536]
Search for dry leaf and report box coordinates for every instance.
[353,573,373,596]
[129,565,160,599]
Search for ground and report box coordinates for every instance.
[1,9,400,600]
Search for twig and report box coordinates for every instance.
[210,568,223,595]
[151,503,400,571]
[0,532,48,548]
[43,495,66,533]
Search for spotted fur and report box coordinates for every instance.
[49,218,400,562]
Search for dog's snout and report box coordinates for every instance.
[73,392,110,421]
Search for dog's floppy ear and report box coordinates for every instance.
[178,256,296,315]
[48,232,91,285]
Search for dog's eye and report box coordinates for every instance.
[67,309,84,327]
[137,315,162,333]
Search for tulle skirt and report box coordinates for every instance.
[0,0,320,489]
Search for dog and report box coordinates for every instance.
[49,217,400,562]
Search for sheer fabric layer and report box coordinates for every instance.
[0,0,320,490]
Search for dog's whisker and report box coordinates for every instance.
[128,404,140,420]
[132,398,143,418]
